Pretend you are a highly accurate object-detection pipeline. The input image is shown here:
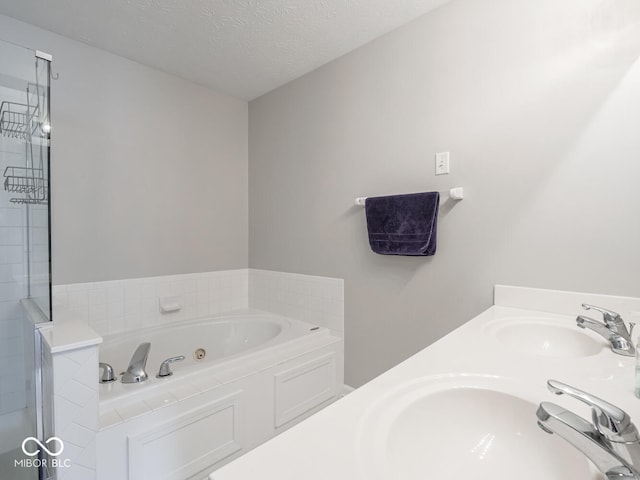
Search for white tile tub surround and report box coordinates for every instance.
[52,346,99,480]
[39,322,102,480]
[52,270,249,336]
[52,269,345,337]
[249,269,344,334]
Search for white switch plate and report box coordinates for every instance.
[435,152,450,175]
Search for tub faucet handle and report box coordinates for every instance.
[99,362,117,383]
[157,355,185,378]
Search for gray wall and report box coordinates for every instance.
[249,0,640,386]
[0,15,249,284]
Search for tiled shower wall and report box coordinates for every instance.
[53,269,344,336]
[27,193,49,315]
[0,85,27,417]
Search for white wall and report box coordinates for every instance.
[249,0,640,386]
[0,14,249,285]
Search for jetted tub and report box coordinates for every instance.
[96,310,343,480]
[98,310,325,401]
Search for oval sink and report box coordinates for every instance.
[359,376,602,480]
[484,317,604,358]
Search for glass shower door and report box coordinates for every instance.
[0,39,52,480]
[24,54,51,321]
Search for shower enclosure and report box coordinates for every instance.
[0,39,52,480]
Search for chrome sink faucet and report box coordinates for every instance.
[121,342,151,384]
[537,380,640,480]
[576,304,635,356]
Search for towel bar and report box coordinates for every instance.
[355,187,463,207]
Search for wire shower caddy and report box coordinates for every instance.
[0,101,39,140]
[1,75,49,205]
[3,166,47,204]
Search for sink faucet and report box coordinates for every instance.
[537,379,640,479]
[121,342,151,384]
[576,304,635,357]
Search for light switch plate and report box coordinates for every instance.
[435,152,450,175]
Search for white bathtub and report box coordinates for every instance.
[98,310,324,402]
[97,310,343,480]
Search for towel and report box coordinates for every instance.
[364,192,440,256]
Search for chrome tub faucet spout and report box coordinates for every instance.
[121,342,151,384]
[537,380,640,480]
[576,304,635,357]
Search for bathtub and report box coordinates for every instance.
[97,310,343,480]
[99,310,325,402]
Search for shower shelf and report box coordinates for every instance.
[0,101,39,140]
[3,166,47,205]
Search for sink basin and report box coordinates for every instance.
[483,317,604,358]
[358,375,602,480]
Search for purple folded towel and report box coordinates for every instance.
[364,192,440,256]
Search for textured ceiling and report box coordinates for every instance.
[0,0,449,100]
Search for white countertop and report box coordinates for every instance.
[212,299,640,480]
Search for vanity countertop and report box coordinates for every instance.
[212,286,640,480]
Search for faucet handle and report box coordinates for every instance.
[157,355,185,378]
[582,304,623,325]
[99,362,117,383]
[547,380,640,442]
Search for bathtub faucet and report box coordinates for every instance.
[537,380,640,479]
[121,342,151,384]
